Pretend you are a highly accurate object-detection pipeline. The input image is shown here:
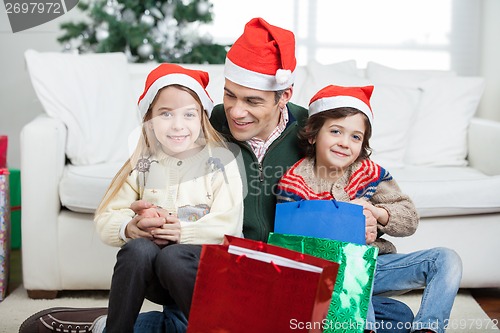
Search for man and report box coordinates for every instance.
[20,17,414,333]
[210,17,307,242]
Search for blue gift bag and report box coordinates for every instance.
[274,200,366,245]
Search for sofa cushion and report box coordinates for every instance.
[25,50,140,166]
[293,59,361,107]
[391,166,500,218]
[365,61,485,167]
[368,84,420,168]
[365,61,457,88]
[59,163,124,213]
[404,76,485,166]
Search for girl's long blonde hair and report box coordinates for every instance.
[95,84,225,216]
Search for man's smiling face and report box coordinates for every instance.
[222,79,284,142]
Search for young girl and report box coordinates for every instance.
[276,85,462,333]
[94,63,244,333]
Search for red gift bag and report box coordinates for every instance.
[0,136,7,168]
[187,235,339,333]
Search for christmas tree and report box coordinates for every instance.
[58,0,228,64]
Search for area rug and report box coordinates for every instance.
[0,287,498,332]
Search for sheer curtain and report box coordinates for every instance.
[207,0,482,75]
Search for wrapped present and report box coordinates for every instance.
[9,169,20,249]
[268,232,378,333]
[188,235,340,333]
[0,169,10,301]
[0,136,6,168]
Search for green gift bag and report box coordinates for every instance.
[268,232,378,333]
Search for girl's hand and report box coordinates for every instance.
[150,210,182,246]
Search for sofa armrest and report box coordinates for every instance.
[20,114,67,290]
[468,117,500,175]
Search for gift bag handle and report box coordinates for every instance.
[296,199,339,209]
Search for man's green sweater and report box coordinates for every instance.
[210,102,308,242]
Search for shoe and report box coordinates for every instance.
[19,307,108,333]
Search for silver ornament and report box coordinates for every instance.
[103,4,115,15]
[196,1,210,15]
[140,10,156,27]
[138,40,154,58]
[95,28,110,41]
[122,9,136,23]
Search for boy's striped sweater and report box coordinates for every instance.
[278,158,393,202]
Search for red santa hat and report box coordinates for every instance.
[225,17,297,91]
[308,85,374,125]
[137,63,214,118]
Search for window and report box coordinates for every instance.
[207,0,481,74]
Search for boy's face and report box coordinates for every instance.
[222,79,290,142]
[313,113,366,180]
[149,86,202,158]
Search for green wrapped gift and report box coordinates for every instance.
[268,232,378,333]
[9,169,20,249]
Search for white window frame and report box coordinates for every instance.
[209,0,481,74]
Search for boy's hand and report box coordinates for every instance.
[363,209,378,245]
[351,198,389,226]
[351,199,377,244]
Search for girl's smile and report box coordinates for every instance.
[167,134,190,141]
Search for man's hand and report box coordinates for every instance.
[125,201,179,246]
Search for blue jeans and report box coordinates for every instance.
[103,304,187,333]
[373,296,415,333]
[367,247,462,333]
[129,296,414,333]
[132,305,187,333]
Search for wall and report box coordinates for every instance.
[0,2,499,168]
[0,8,83,169]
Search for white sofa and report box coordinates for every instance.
[21,50,500,298]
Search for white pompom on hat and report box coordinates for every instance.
[137,63,214,118]
[308,85,374,125]
[224,17,297,91]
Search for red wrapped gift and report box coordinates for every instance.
[0,136,7,168]
[187,235,339,333]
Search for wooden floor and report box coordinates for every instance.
[5,249,500,324]
[470,288,500,323]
